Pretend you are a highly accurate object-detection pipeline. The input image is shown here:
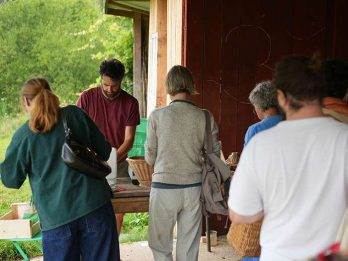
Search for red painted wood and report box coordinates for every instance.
[330,1,348,60]
[185,0,348,156]
[184,0,204,108]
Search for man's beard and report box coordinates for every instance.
[101,88,120,100]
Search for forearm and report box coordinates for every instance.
[229,209,264,224]
[117,140,134,161]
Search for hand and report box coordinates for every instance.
[115,186,126,192]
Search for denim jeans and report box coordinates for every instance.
[42,201,120,261]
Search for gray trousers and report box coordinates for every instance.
[148,187,202,261]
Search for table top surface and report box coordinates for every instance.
[112,182,150,198]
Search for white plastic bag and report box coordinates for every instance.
[106,148,117,190]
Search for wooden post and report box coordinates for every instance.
[147,0,167,116]
[133,13,149,118]
[133,13,144,117]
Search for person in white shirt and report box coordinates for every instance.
[228,55,348,261]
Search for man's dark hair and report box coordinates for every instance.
[272,54,327,110]
[99,59,125,81]
[323,59,348,99]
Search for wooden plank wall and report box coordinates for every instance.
[184,0,348,156]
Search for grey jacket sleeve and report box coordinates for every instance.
[144,112,157,166]
[209,111,221,158]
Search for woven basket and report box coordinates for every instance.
[127,156,153,187]
[227,220,262,257]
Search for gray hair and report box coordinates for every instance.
[249,81,278,111]
[166,65,197,96]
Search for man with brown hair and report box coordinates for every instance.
[228,55,348,260]
[77,58,140,236]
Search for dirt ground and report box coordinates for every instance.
[25,236,241,261]
[120,236,241,261]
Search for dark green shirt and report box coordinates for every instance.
[0,105,112,231]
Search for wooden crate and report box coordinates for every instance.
[0,203,41,239]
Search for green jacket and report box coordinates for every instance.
[0,105,112,231]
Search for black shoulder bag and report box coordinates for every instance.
[61,109,111,180]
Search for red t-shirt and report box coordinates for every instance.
[76,87,140,159]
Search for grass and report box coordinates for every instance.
[0,114,148,260]
[0,114,42,260]
[121,213,149,243]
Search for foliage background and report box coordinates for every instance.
[0,0,133,117]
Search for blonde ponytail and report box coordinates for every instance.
[21,78,60,132]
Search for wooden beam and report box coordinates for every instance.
[133,13,145,117]
[147,0,167,115]
[106,8,135,18]
[155,0,167,108]
[167,0,183,69]
[108,2,149,15]
[110,0,149,2]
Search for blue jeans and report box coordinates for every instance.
[42,201,120,261]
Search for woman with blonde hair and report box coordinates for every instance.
[0,77,120,260]
[145,66,220,261]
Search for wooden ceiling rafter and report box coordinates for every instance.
[106,8,136,18]
[106,0,149,16]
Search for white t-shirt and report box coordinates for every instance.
[228,117,348,261]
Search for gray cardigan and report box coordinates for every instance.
[145,100,220,185]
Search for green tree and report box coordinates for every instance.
[0,0,133,117]
[88,15,134,93]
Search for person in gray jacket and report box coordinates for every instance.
[145,65,220,261]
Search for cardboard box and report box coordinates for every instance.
[0,203,40,239]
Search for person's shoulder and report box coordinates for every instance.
[149,106,165,116]
[11,121,31,145]
[247,121,264,134]
[269,114,283,122]
[63,104,82,112]
[247,120,283,145]
[148,106,168,120]
[79,87,100,99]
[62,105,87,119]
[324,117,348,131]
[121,90,138,103]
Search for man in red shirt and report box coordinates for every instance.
[77,58,140,236]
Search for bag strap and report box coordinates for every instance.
[61,108,71,138]
[203,109,213,154]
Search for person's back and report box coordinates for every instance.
[229,55,348,261]
[241,117,348,259]
[145,66,220,261]
[1,77,120,260]
[149,101,206,184]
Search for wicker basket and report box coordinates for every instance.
[227,220,262,257]
[127,156,154,187]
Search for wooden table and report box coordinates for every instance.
[111,182,150,214]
